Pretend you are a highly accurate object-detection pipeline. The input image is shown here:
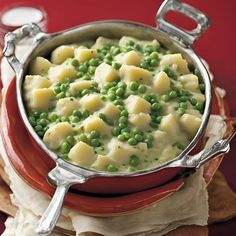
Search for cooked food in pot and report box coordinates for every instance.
[23,36,206,173]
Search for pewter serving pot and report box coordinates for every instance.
[3,0,236,234]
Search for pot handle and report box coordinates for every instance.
[169,125,236,169]
[156,0,210,46]
[36,165,86,235]
[2,23,47,75]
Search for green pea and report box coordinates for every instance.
[118,81,127,89]
[105,53,113,60]
[127,166,136,172]
[161,94,170,102]
[60,142,71,154]
[155,116,162,124]
[144,45,153,53]
[161,65,176,78]
[195,102,204,112]
[76,71,84,78]
[107,164,118,172]
[116,88,125,97]
[128,138,137,146]
[113,62,121,70]
[78,134,88,142]
[120,110,128,117]
[108,93,116,101]
[169,90,178,98]
[66,136,74,145]
[90,130,99,139]
[150,59,158,67]
[138,84,147,93]
[81,89,90,96]
[118,123,126,129]
[150,121,158,128]
[88,66,96,75]
[29,116,36,126]
[112,127,121,136]
[150,51,159,59]
[179,96,188,102]
[121,127,130,133]
[81,75,91,80]
[143,94,152,102]
[105,117,114,126]
[71,59,79,66]
[179,102,188,109]
[60,154,68,160]
[82,109,90,118]
[123,132,131,140]
[112,48,121,56]
[65,77,73,84]
[35,125,43,132]
[151,102,161,111]
[177,108,186,116]
[199,83,205,93]
[145,133,153,141]
[119,116,128,124]
[60,84,67,92]
[140,62,149,69]
[39,112,47,119]
[73,110,82,118]
[190,97,197,106]
[104,59,112,65]
[129,81,139,91]
[56,92,65,99]
[38,118,48,127]
[71,116,80,123]
[116,105,125,111]
[144,139,153,148]
[37,131,44,137]
[173,142,185,150]
[91,139,100,147]
[118,134,125,141]
[89,58,99,66]
[104,82,113,90]
[134,134,143,142]
[130,155,140,166]
[53,86,61,94]
[79,65,88,73]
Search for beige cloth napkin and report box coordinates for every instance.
[0,47,226,236]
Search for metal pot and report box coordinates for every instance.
[3,0,235,234]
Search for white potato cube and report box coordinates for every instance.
[74,47,97,63]
[122,50,141,66]
[180,114,201,137]
[159,114,179,135]
[24,75,52,90]
[192,93,205,103]
[129,113,151,131]
[93,37,118,49]
[153,130,168,148]
[101,102,120,120]
[48,64,77,83]
[120,65,152,83]
[29,57,53,75]
[160,53,189,74]
[51,45,74,64]
[80,94,103,112]
[43,122,73,149]
[94,63,117,86]
[92,155,113,171]
[126,95,151,114]
[69,81,92,94]
[179,74,199,92]
[31,88,54,111]
[84,117,110,135]
[153,71,170,95]
[68,142,95,167]
[55,97,80,116]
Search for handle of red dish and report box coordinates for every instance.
[36,165,86,235]
[156,0,210,46]
[2,23,47,75]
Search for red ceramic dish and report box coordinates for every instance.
[0,78,234,215]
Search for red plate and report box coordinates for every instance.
[0,79,234,216]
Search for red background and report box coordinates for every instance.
[0,0,235,235]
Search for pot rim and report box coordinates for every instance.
[12,20,212,179]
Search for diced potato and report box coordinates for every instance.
[29,57,53,75]
[84,117,110,135]
[48,64,77,83]
[120,65,152,83]
[180,114,201,137]
[129,113,151,131]
[122,50,141,66]
[153,71,170,95]
[159,114,179,135]
[43,122,73,149]
[94,63,117,86]
[69,81,92,94]
[74,47,97,63]
[126,95,151,114]
[31,88,54,111]
[24,75,52,90]
[93,37,118,49]
[55,97,80,116]
[80,94,103,112]
[68,142,95,167]
[192,93,205,103]
[160,53,189,74]
[101,102,120,119]
[187,109,201,118]
[51,45,74,64]
[92,155,113,171]
[153,130,168,148]
[179,74,199,92]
